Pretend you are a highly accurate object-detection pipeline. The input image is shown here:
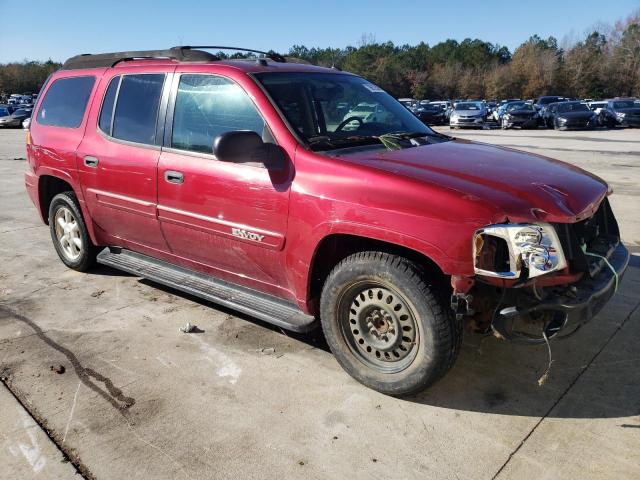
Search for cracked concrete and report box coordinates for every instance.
[1,127,639,479]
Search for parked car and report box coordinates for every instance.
[398,98,418,111]
[0,106,13,125]
[413,103,447,125]
[25,47,628,395]
[544,101,598,130]
[341,102,395,130]
[449,101,486,129]
[500,102,539,129]
[599,98,640,128]
[429,101,453,121]
[534,96,567,114]
[587,101,608,126]
[493,101,525,122]
[0,107,30,127]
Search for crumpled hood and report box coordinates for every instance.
[340,139,608,223]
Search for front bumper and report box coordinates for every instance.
[493,241,629,343]
[450,117,484,127]
[504,117,538,128]
[556,118,598,130]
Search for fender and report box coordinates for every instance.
[35,165,100,246]
[288,220,469,313]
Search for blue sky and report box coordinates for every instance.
[0,0,638,63]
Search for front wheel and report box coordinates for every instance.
[320,252,461,395]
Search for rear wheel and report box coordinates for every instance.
[320,252,461,395]
[49,192,97,272]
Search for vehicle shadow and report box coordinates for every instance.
[94,263,639,420]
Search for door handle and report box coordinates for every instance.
[164,170,184,184]
[84,155,99,167]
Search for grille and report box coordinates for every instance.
[553,198,620,277]
[564,118,589,127]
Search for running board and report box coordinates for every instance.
[96,248,317,333]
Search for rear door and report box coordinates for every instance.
[77,67,173,251]
[157,72,293,297]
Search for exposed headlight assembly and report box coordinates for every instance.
[473,223,567,279]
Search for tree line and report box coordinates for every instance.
[1,12,638,100]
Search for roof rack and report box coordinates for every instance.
[61,46,287,70]
[61,47,219,70]
[175,46,287,63]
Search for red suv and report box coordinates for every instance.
[25,47,629,395]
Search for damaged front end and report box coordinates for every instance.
[452,198,629,344]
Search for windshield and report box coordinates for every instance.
[505,102,526,111]
[507,103,533,112]
[557,102,590,113]
[255,72,434,150]
[455,102,481,110]
[612,101,635,109]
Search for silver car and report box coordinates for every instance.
[450,101,486,129]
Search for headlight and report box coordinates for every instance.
[473,223,567,279]
[557,117,567,124]
[451,114,459,120]
[616,112,625,119]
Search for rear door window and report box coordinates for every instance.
[112,74,165,145]
[171,74,265,154]
[98,75,120,135]
[36,76,95,128]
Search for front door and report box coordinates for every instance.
[77,70,170,251]
[157,73,292,297]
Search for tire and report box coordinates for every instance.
[49,191,97,272]
[320,252,461,396]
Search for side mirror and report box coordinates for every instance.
[213,131,286,170]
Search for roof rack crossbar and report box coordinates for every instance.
[175,46,287,63]
[61,48,219,70]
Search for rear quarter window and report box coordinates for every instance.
[36,76,95,128]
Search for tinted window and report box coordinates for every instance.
[612,101,635,109]
[112,74,164,144]
[172,75,265,154]
[37,76,95,128]
[98,76,120,134]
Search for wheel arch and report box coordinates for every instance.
[306,233,449,316]
[38,174,76,225]
[37,173,99,246]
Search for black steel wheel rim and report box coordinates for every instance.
[338,281,419,373]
